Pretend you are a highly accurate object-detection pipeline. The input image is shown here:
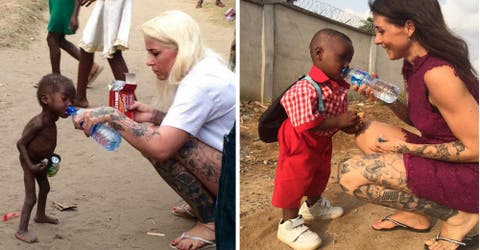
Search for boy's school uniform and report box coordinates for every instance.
[272,65,350,208]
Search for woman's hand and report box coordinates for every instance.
[128,101,154,123]
[351,72,378,102]
[73,107,116,137]
[371,134,406,154]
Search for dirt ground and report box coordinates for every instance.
[0,0,233,249]
[239,99,449,250]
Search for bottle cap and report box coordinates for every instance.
[66,105,77,116]
[341,66,350,76]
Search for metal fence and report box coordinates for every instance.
[292,0,367,28]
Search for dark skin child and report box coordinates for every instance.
[282,31,363,221]
[16,75,75,243]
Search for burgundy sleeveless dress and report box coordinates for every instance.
[401,54,478,213]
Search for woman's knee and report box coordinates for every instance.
[337,156,367,195]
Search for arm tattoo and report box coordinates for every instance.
[395,141,465,161]
[432,144,450,161]
[452,141,465,156]
[151,109,166,125]
[110,113,159,141]
[353,184,458,221]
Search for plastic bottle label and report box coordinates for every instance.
[349,69,369,86]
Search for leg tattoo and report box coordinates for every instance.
[175,138,221,195]
[151,159,216,223]
[353,184,458,221]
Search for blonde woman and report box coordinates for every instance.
[74,10,235,250]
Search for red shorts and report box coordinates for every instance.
[272,120,333,208]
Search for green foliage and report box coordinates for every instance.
[359,17,375,35]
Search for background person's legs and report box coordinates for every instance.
[107,50,129,81]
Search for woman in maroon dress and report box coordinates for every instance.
[338,0,478,249]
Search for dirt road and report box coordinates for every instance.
[0,1,233,249]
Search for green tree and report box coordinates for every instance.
[359,17,375,34]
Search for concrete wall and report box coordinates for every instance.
[240,0,404,101]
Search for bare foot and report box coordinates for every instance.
[196,3,202,8]
[73,97,89,108]
[170,222,215,250]
[424,212,478,250]
[372,211,430,230]
[15,231,38,243]
[216,1,225,7]
[34,215,59,224]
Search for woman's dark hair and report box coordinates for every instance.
[369,0,478,95]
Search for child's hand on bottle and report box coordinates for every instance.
[128,101,153,123]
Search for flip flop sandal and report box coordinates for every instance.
[171,203,197,219]
[424,233,478,250]
[372,214,431,233]
[87,65,104,86]
[169,232,216,250]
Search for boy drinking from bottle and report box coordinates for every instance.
[273,28,363,249]
[16,74,75,243]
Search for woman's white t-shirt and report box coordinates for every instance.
[161,56,236,151]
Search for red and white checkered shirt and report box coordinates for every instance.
[280,65,350,137]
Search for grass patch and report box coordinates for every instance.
[0,0,47,48]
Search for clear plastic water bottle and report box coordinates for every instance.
[342,67,400,103]
[66,106,121,151]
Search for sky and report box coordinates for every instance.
[316,0,479,71]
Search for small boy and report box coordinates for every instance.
[273,29,363,249]
[47,0,102,81]
[16,74,76,243]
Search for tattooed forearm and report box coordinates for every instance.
[394,141,468,162]
[353,185,458,220]
[452,141,465,156]
[432,144,450,161]
[109,113,160,141]
[150,109,166,125]
[90,106,116,117]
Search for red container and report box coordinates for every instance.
[109,73,137,119]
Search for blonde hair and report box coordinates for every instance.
[141,10,206,84]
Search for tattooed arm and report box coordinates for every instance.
[375,66,478,163]
[128,101,166,125]
[74,107,189,161]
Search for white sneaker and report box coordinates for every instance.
[277,215,322,250]
[299,198,344,220]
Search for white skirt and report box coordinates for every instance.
[79,0,132,58]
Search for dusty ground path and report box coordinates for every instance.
[0,0,233,249]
